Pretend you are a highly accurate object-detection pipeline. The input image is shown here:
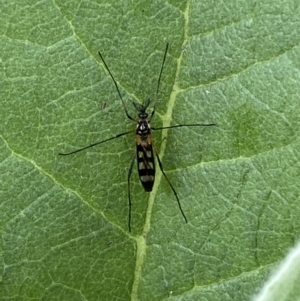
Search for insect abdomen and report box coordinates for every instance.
[136,143,155,191]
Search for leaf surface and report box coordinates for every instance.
[1,0,300,300]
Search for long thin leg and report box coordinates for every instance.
[152,123,215,131]
[155,151,188,223]
[127,155,136,232]
[98,51,136,122]
[59,130,134,156]
[149,43,169,121]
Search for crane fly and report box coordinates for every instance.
[59,43,215,232]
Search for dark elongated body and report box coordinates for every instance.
[59,43,215,232]
[136,113,155,191]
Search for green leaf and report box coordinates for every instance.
[253,241,300,301]
[1,0,300,300]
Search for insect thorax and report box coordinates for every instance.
[136,120,151,139]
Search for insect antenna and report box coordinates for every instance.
[98,51,135,122]
[149,42,169,120]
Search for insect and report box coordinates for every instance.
[59,43,215,232]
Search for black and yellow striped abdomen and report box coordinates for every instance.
[136,135,155,191]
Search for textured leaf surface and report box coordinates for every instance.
[253,241,300,301]
[1,0,300,300]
